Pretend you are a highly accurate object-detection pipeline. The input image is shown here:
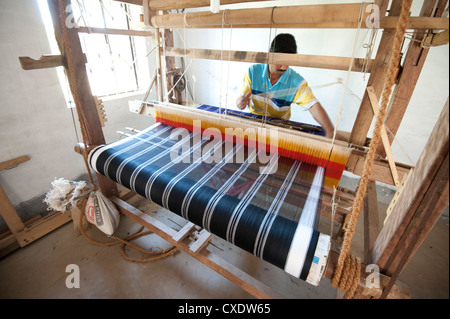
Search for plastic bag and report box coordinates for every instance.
[84,190,120,236]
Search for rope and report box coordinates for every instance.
[77,198,178,263]
[331,0,413,298]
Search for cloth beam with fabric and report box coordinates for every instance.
[88,107,336,285]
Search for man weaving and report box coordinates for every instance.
[236,33,339,139]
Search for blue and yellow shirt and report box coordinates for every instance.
[240,64,318,119]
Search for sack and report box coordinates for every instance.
[84,190,120,236]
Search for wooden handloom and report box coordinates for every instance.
[19,0,449,299]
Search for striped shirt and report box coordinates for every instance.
[240,64,318,119]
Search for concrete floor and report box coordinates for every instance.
[0,178,448,299]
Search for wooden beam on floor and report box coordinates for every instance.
[110,196,285,299]
[0,156,72,254]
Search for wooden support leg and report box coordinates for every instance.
[364,180,380,264]
[47,0,118,198]
[371,99,449,294]
[347,0,401,150]
[0,183,26,238]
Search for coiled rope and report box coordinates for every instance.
[77,198,178,263]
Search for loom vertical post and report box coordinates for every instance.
[46,0,118,197]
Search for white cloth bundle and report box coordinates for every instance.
[43,178,93,213]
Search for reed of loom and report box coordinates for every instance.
[153,102,352,190]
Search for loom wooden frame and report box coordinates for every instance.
[19,0,447,299]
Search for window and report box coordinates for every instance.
[38,0,151,105]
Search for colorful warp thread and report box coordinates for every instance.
[154,104,351,190]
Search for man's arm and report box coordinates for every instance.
[236,92,251,110]
[308,102,338,139]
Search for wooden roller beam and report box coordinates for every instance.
[152,3,371,28]
[151,3,448,30]
[149,0,272,11]
[165,47,373,73]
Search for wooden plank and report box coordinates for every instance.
[189,229,212,254]
[111,196,285,299]
[379,151,448,298]
[0,216,42,257]
[348,0,402,150]
[371,99,449,273]
[172,222,196,242]
[18,55,65,70]
[14,211,72,247]
[47,0,118,198]
[152,3,373,28]
[76,26,154,37]
[150,2,448,30]
[112,0,142,5]
[363,180,380,264]
[424,29,449,46]
[382,16,449,30]
[384,168,413,223]
[366,86,400,186]
[349,151,412,186]
[150,0,272,11]
[165,47,373,73]
[0,183,25,235]
[181,18,448,30]
[0,156,30,171]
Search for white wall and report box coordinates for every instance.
[0,0,153,231]
[0,0,85,206]
[173,0,449,166]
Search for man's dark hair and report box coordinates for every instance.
[270,33,297,54]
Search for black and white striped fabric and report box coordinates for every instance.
[89,122,326,280]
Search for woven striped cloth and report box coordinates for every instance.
[89,120,329,283]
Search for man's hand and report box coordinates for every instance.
[236,93,251,110]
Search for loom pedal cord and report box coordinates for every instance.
[77,198,178,263]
